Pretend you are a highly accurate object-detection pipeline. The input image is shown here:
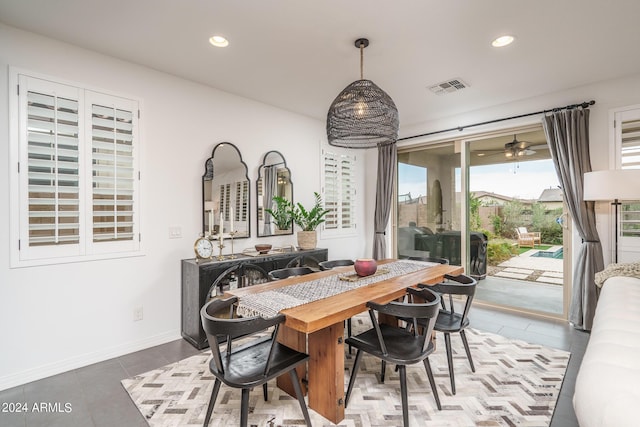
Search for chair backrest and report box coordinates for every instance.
[200,297,285,377]
[239,263,269,287]
[428,273,477,322]
[406,256,449,265]
[206,264,241,298]
[517,227,528,236]
[268,266,314,281]
[366,287,441,355]
[286,255,321,269]
[318,259,355,271]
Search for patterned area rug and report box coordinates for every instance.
[122,320,570,427]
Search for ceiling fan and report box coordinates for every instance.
[478,134,547,159]
[504,134,536,158]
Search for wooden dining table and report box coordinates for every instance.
[226,259,463,424]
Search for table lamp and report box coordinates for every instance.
[583,169,640,262]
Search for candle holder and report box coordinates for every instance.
[228,231,237,259]
[216,238,226,261]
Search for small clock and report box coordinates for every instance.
[194,237,214,259]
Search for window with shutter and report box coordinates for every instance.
[321,148,356,237]
[26,87,81,249]
[10,70,141,266]
[614,107,640,245]
[89,97,136,244]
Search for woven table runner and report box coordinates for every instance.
[236,260,435,318]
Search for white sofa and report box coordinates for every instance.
[573,276,640,427]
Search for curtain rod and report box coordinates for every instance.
[398,100,596,142]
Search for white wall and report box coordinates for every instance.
[363,72,640,276]
[0,24,368,390]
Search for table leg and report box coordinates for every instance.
[277,325,307,396]
[308,322,345,424]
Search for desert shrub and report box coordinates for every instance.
[491,214,503,236]
[486,239,518,266]
[501,200,525,239]
[540,224,563,245]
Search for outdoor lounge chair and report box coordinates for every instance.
[515,227,541,248]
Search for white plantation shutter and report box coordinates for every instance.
[340,154,356,228]
[621,118,640,169]
[614,108,640,247]
[12,71,141,265]
[234,181,248,222]
[321,148,356,236]
[26,88,81,247]
[90,102,135,242]
[323,151,339,230]
[618,112,640,238]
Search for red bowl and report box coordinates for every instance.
[354,258,377,277]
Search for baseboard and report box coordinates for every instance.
[0,329,181,392]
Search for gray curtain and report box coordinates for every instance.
[542,108,604,331]
[373,143,397,260]
[263,165,277,235]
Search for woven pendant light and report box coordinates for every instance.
[326,38,399,149]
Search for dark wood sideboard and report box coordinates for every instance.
[181,248,328,349]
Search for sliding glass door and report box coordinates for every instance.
[397,143,462,264]
[396,127,570,319]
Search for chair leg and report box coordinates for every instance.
[240,388,250,427]
[398,365,409,427]
[444,332,456,395]
[345,350,363,407]
[203,378,221,427]
[347,318,353,354]
[460,329,475,372]
[423,358,441,410]
[380,360,386,383]
[263,383,268,401]
[289,369,312,426]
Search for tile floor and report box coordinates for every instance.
[0,304,589,427]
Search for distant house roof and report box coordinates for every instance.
[472,191,514,203]
[471,191,534,205]
[538,188,563,202]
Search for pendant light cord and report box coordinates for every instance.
[360,42,364,80]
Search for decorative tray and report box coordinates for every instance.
[241,248,286,257]
[338,268,390,282]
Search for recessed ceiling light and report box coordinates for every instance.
[209,35,229,48]
[491,35,514,48]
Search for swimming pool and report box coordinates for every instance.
[531,248,564,259]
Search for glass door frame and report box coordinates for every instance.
[394,124,572,321]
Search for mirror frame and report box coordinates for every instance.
[202,142,250,239]
[256,150,294,237]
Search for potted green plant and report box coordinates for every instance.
[264,196,293,232]
[291,192,330,249]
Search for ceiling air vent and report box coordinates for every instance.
[428,78,469,95]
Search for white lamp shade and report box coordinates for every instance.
[583,170,640,201]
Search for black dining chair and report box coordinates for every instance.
[405,256,449,264]
[286,255,321,270]
[268,266,314,281]
[418,273,477,395]
[207,264,241,298]
[318,259,355,270]
[200,297,312,427]
[317,259,356,352]
[238,263,269,286]
[345,287,442,427]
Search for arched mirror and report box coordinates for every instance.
[203,142,250,240]
[257,151,293,237]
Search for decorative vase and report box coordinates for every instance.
[297,230,317,250]
[354,258,377,277]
